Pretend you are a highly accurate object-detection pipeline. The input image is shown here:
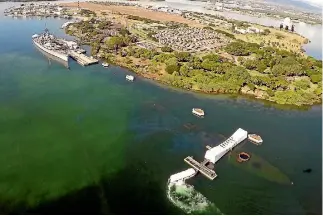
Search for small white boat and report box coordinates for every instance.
[102,62,109,68]
[248,134,263,144]
[126,75,134,81]
[32,34,39,39]
[61,21,74,29]
[192,108,204,117]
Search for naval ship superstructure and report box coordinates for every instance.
[32,28,69,62]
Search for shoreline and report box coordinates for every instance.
[62,2,321,107]
[106,60,321,111]
[3,1,321,107]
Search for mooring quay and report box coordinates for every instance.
[69,50,99,66]
[168,128,248,184]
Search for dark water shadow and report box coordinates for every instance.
[0,162,182,215]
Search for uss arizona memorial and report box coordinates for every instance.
[169,128,248,184]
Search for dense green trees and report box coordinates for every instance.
[225,42,260,56]
[97,20,112,30]
[119,28,130,36]
[179,64,190,77]
[201,59,218,71]
[294,79,311,90]
[106,36,124,51]
[272,57,304,76]
[128,47,158,59]
[243,59,257,70]
[166,64,180,74]
[272,90,318,106]
[161,46,174,52]
[309,73,322,84]
[256,61,268,73]
[70,17,321,106]
[202,54,221,62]
[175,52,191,62]
[106,35,137,52]
[153,53,175,63]
[165,57,180,74]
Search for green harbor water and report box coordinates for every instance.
[0,7,321,214]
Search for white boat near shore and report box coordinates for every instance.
[192,108,204,117]
[102,62,109,68]
[248,134,263,144]
[32,34,39,39]
[61,21,74,29]
[126,75,135,81]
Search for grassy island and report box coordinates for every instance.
[63,2,322,106]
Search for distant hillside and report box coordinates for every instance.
[264,0,321,13]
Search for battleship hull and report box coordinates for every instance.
[33,39,69,62]
[34,44,69,68]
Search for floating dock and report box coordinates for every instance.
[69,50,98,66]
[168,128,248,184]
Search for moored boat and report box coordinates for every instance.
[32,29,69,62]
[32,34,39,39]
[102,62,109,68]
[61,21,74,29]
[126,75,134,81]
[192,108,204,117]
[248,134,263,144]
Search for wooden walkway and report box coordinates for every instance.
[184,156,217,180]
[69,50,98,66]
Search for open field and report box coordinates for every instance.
[234,25,308,55]
[60,2,203,27]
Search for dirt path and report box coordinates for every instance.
[61,2,203,27]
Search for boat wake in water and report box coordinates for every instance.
[166,182,222,214]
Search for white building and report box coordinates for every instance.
[235,27,246,34]
[282,17,293,29]
[235,26,263,34]
[247,27,263,33]
[204,128,248,164]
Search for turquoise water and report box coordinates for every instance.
[0,7,322,214]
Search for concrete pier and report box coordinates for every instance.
[69,50,98,66]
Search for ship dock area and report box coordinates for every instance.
[69,50,99,66]
[169,128,248,184]
[32,30,98,67]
